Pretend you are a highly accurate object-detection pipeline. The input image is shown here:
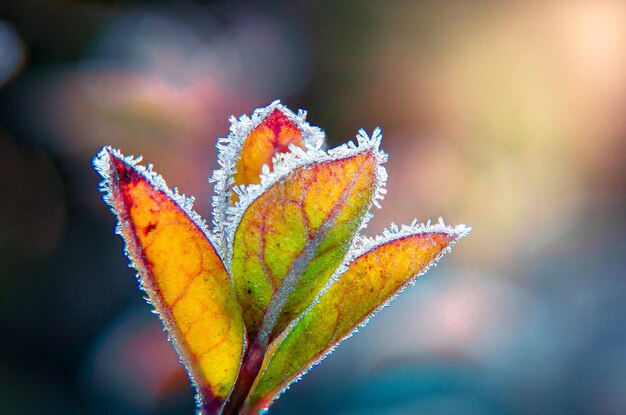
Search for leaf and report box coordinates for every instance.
[246,221,470,412]
[232,108,304,188]
[211,101,324,256]
[93,148,245,414]
[229,141,385,346]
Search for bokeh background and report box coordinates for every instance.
[1,0,626,414]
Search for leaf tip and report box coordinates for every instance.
[93,146,143,185]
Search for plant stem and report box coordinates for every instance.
[222,336,267,415]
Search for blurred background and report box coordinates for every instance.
[1,0,625,414]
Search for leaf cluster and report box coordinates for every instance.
[93,101,469,414]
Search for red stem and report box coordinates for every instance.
[222,337,267,415]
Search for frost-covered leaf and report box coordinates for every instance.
[246,221,470,412]
[211,101,323,256]
[93,148,245,414]
[229,136,386,345]
[232,108,305,188]
[94,101,471,415]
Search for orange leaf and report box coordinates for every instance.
[94,148,245,413]
[210,101,323,256]
[233,108,304,188]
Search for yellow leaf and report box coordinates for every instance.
[247,224,469,412]
[94,148,245,413]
